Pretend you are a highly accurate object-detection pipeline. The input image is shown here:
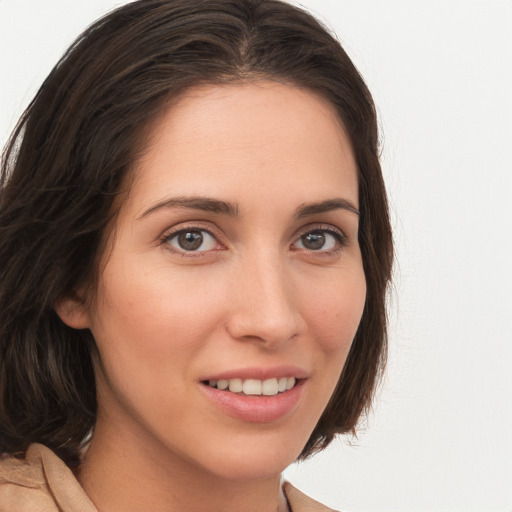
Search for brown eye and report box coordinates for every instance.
[166,229,217,252]
[293,229,342,251]
[301,231,326,250]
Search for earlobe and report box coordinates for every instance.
[54,295,91,330]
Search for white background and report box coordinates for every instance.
[1,1,511,511]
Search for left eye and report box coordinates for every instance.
[293,230,341,251]
[165,229,218,252]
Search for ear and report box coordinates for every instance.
[54,294,91,330]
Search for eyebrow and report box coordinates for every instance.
[137,196,239,219]
[137,195,359,220]
[295,198,359,218]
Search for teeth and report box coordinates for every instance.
[262,378,279,396]
[243,379,262,395]
[217,379,228,390]
[206,376,298,395]
[228,378,243,393]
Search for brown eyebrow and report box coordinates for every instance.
[138,196,358,220]
[137,196,239,219]
[295,198,359,218]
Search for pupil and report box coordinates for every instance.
[178,231,203,250]
[302,231,325,250]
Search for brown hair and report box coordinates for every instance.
[0,0,393,468]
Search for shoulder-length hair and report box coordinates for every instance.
[0,0,393,468]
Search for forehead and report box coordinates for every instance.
[125,81,358,214]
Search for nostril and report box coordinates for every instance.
[225,310,301,347]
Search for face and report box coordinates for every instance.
[65,81,366,482]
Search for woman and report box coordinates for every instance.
[0,1,393,511]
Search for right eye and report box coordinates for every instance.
[163,229,219,253]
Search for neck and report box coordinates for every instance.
[77,419,289,512]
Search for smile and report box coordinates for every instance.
[200,376,305,423]
[205,377,297,396]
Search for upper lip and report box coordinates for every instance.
[201,365,309,382]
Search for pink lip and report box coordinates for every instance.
[199,378,305,423]
[201,365,309,382]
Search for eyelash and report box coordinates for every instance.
[160,224,347,257]
[160,224,223,257]
[292,226,347,255]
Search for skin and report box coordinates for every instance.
[57,81,366,512]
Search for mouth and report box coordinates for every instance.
[199,374,305,423]
[202,376,299,396]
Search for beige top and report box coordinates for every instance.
[0,444,338,512]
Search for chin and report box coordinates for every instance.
[206,456,293,482]
[190,430,308,482]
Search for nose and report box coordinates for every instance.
[225,253,303,348]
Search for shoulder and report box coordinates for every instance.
[283,481,342,512]
[1,450,341,512]
[0,444,96,512]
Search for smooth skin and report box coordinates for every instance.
[57,81,366,512]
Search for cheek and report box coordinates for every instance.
[303,266,366,357]
[88,261,221,416]
[89,259,223,374]
[97,256,217,326]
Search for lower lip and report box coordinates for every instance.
[200,380,305,423]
